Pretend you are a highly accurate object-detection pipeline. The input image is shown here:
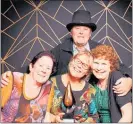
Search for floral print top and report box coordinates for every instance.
[1,74,51,123]
[47,75,99,123]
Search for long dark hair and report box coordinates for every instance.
[27,51,56,74]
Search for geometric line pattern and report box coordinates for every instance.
[1,0,132,73]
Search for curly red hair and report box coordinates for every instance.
[91,45,119,71]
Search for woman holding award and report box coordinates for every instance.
[44,51,99,123]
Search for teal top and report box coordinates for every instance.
[94,84,111,123]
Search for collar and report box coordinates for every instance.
[60,37,97,52]
[73,42,90,55]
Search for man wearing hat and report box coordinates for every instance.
[50,10,132,95]
[1,10,132,95]
[51,10,98,75]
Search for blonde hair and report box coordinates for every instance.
[69,51,93,73]
[91,44,119,71]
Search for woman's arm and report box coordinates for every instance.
[119,102,132,122]
[110,71,132,122]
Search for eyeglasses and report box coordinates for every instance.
[73,58,89,70]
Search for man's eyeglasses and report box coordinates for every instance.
[73,58,89,70]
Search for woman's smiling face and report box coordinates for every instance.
[29,56,53,84]
[92,58,111,80]
[69,54,91,79]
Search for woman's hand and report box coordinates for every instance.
[113,77,132,96]
[43,112,65,122]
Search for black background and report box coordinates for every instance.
[1,0,132,74]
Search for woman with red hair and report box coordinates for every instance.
[91,45,132,123]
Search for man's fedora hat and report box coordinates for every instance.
[66,10,97,32]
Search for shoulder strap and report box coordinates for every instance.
[13,73,23,96]
[1,71,13,108]
[46,77,56,112]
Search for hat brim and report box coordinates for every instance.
[66,23,97,32]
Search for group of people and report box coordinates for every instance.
[1,10,132,123]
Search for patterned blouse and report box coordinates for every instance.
[1,74,51,123]
[47,75,99,123]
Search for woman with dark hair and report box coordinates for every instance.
[1,51,56,123]
[91,45,132,123]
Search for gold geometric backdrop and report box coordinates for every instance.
[1,0,132,74]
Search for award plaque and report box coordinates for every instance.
[61,82,76,122]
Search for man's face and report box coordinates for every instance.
[70,26,92,47]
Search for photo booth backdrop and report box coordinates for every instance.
[1,0,132,74]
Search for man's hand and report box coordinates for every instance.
[1,71,10,88]
[113,77,132,96]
